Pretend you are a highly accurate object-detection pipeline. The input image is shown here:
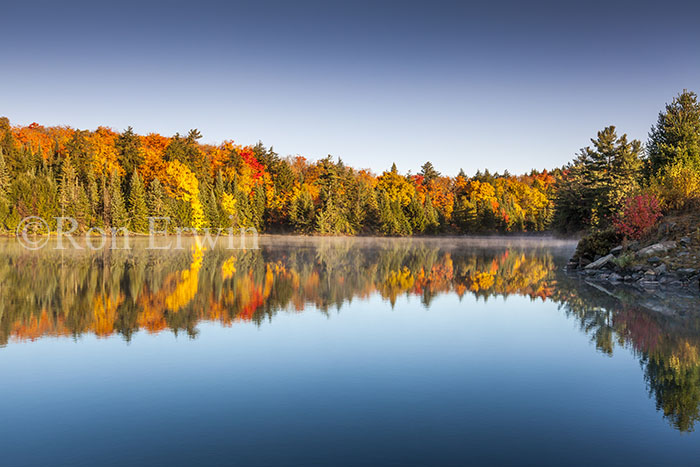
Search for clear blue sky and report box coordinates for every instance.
[1,0,699,175]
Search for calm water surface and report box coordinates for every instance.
[1,236,700,466]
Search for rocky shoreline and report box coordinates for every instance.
[566,236,700,293]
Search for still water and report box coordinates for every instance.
[1,236,700,466]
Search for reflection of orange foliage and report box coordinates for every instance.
[93,294,124,337]
[5,248,558,343]
[11,309,70,341]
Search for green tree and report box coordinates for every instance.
[648,90,700,175]
[554,126,641,231]
[116,127,143,183]
[147,178,170,221]
[109,169,128,229]
[128,171,148,232]
[406,193,428,234]
[420,161,440,182]
[0,150,10,226]
[59,157,89,228]
[378,191,412,236]
[423,192,440,232]
[290,187,315,232]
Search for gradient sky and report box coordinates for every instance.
[2,0,700,175]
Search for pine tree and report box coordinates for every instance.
[424,193,440,232]
[648,90,700,175]
[86,169,101,227]
[251,184,266,230]
[554,126,641,232]
[420,161,440,181]
[146,178,172,231]
[116,127,144,185]
[203,187,220,229]
[128,171,148,232]
[290,187,315,232]
[406,193,427,233]
[59,156,89,227]
[582,126,641,227]
[0,149,9,226]
[378,191,412,236]
[109,170,128,229]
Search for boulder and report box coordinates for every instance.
[584,254,614,270]
[680,236,692,247]
[610,245,624,256]
[638,241,677,257]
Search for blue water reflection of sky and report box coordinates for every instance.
[2,293,698,466]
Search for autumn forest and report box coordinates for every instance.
[0,116,554,236]
[2,91,699,240]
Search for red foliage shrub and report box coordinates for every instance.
[613,193,663,240]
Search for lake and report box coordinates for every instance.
[1,236,700,466]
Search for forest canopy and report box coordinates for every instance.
[1,89,698,237]
[0,118,554,235]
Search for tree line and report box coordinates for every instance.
[0,119,554,235]
[1,89,697,237]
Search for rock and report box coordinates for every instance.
[610,245,624,256]
[584,254,614,270]
[680,236,692,246]
[609,273,623,282]
[677,268,697,278]
[654,263,667,274]
[638,241,677,257]
[648,256,662,265]
[644,269,656,276]
[659,222,677,236]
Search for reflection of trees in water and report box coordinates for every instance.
[553,275,700,432]
[0,241,560,344]
[2,239,699,432]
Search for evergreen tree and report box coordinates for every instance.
[251,184,266,230]
[0,150,9,225]
[109,170,128,229]
[648,90,700,175]
[420,161,440,181]
[423,193,440,232]
[213,171,235,228]
[290,187,315,232]
[555,126,641,231]
[116,127,144,183]
[85,169,101,227]
[59,157,89,228]
[378,191,412,236]
[582,126,642,227]
[406,193,428,233]
[147,178,170,221]
[128,171,148,232]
